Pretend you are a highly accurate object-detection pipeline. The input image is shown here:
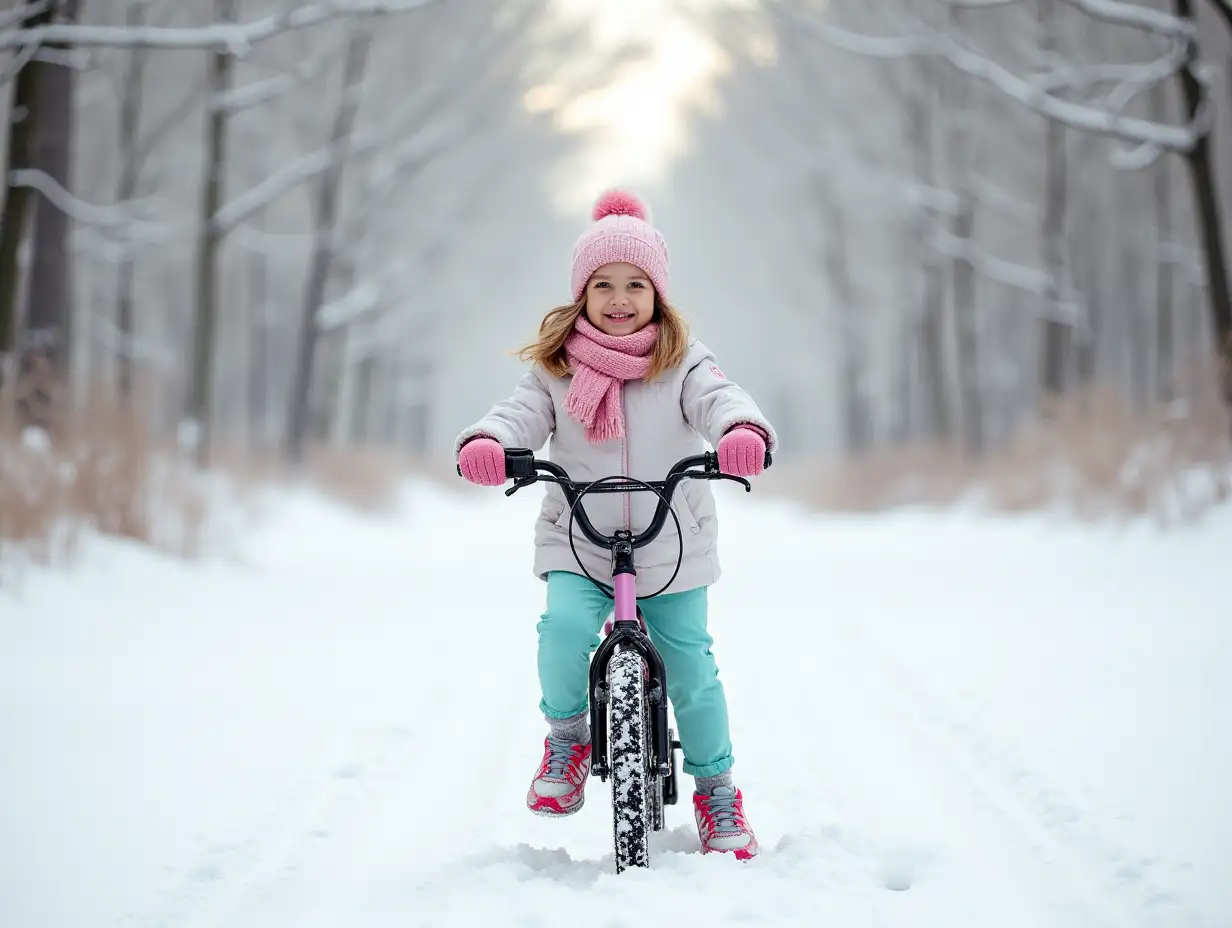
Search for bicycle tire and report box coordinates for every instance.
[608,646,652,872]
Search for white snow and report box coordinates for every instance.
[1,480,1229,927]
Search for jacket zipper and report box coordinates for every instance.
[620,387,631,530]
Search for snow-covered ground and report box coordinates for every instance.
[2,480,1229,928]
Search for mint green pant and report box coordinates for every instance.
[537,570,734,778]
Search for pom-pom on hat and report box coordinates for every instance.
[570,189,670,301]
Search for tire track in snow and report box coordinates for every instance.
[816,610,1195,928]
[134,724,418,928]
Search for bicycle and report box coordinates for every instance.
[472,445,770,873]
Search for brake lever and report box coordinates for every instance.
[682,469,753,493]
[714,473,752,492]
[504,476,538,497]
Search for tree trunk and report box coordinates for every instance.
[246,226,272,454]
[0,1,57,390]
[18,0,80,429]
[1037,0,1071,405]
[905,55,953,443]
[952,194,984,455]
[1122,237,1149,411]
[1152,82,1176,404]
[353,353,376,446]
[285,23,375,466]
[331,326,359,447]
[919,270,951,441]
[1174,0,1232,416]
[823,199,871,453]
[115,0,147,404]
[185,0,237,466]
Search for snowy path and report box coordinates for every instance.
[2,482,1229,927]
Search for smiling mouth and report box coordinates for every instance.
[605,312,635,322]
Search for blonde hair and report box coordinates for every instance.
[518,295,690,380]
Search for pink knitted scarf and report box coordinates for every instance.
[564,315,660,443]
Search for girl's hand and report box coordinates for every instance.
[458,437,506,486]
[717,426,767,477]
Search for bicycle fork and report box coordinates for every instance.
[588,532,678,804]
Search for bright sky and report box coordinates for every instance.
[525,0,769,213]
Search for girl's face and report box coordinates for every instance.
[584,262,656,336]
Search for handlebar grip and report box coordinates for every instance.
[504,447,537,480]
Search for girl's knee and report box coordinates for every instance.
[663,652,722,703]
[537,607,602,655]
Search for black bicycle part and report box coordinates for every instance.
[588,612,672,784]
[663,733,681,806]
[499,446,770,578]
[566,475,683,600]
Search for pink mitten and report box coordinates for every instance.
[458,437,506,486]
[717,426,767,477]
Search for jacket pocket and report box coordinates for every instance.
[672,486,702,536]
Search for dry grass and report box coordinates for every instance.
[1,372,473,571]
[0,386,210,568]
[762,381,1232,528]
[0,382,432,571]
[210,443,415,513]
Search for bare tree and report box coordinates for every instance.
[184,0,238,467]
[18,0,81,429]
[1037,0,1072,403]
[1173,0,1231,415]
[0,0,56,389]
[284,17,375,466]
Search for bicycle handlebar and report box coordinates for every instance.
[496,446,771,552]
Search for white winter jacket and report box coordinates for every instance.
[454,339,778,596]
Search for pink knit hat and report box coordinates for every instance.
[570,190,670,302]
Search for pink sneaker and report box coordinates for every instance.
[526,736,591,816]
[694,786,759,859]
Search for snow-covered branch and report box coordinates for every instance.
[0,1,50,32]
[1108,140,1165,170]
[1101,39,1188,111]
[1032,40,1186,103]
[328,110,476,253]
[213,52,339,115]
[0,31,41,85]
[211,126,385,234]
[213,73,298,114]
[1157,240,1206,280]
[8,169,167,233]
[933,30,1202,152]
[229,224,312,257]
[904,181,962,216]
[0,0,443,53]
[795,12,1204,153]
[970,173,1040,223]
[317,280,383,332]
[801,20,924,60]
[1057,0,1195,39]
[214,66,465,236]
[928,226,1084,324]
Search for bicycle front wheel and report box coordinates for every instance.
[607,646,652,872]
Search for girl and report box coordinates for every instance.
[454,190,778,860]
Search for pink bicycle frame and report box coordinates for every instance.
[613,573,638,623]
